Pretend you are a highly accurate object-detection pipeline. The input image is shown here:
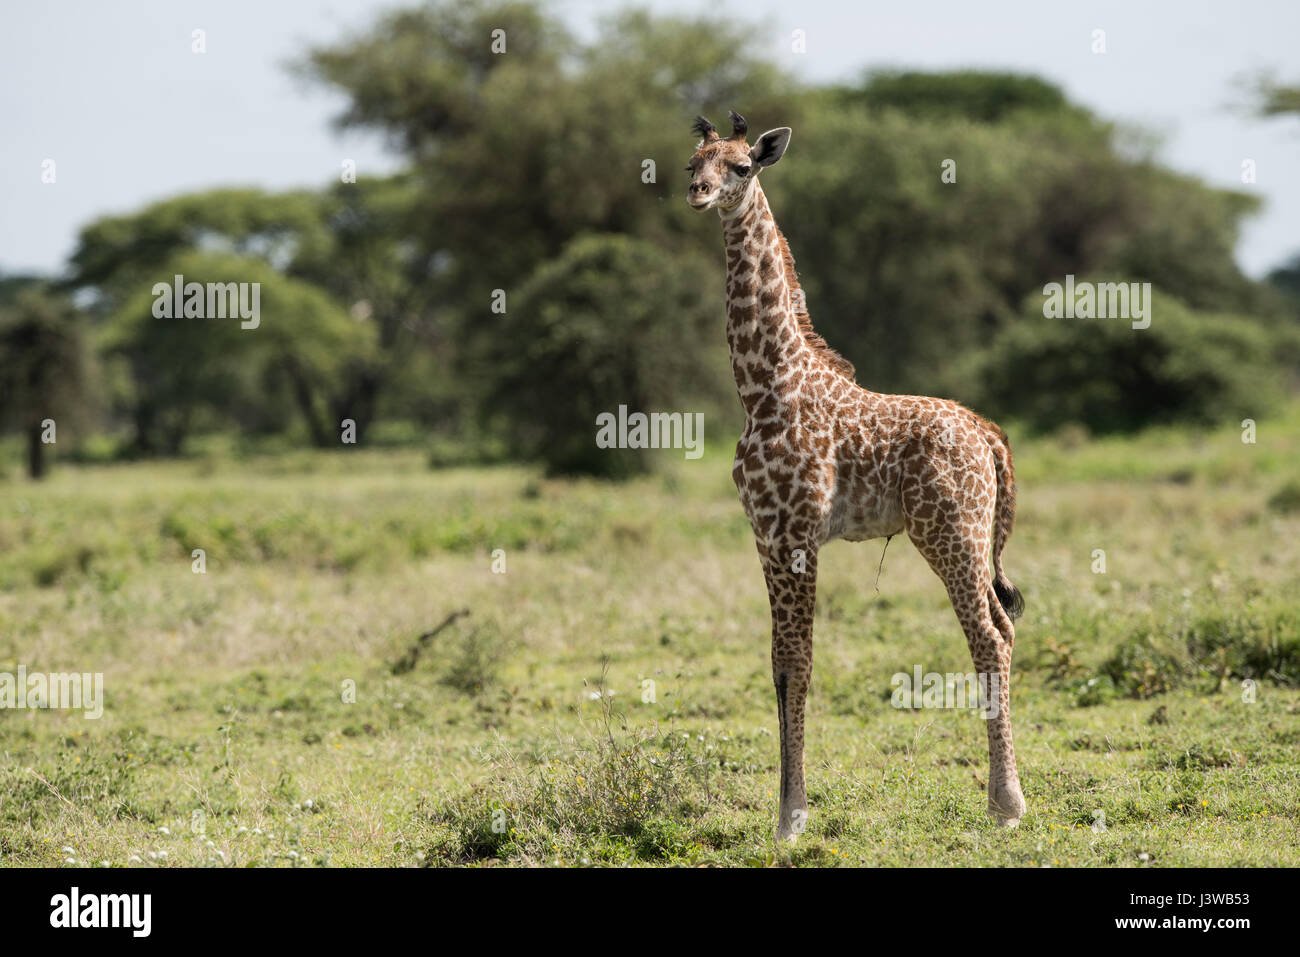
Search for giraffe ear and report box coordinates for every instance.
[750,128,791,167]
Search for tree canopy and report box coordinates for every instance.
[5,0,1290,476]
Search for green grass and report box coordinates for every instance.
[1,408,1298,867]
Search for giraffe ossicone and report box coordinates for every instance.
[687,110,1028,841]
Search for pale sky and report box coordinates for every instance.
[2,0,1297,278]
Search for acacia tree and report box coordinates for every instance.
[100,250,375,453]
[303,3,1285,451]
[69,186,418,449]
[482,233,726,476]
[53,2,1294,462]
[299,1,792,463]
[0,286,95,478]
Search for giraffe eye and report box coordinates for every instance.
[735,164,751,177]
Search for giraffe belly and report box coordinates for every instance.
[827,489,904,543]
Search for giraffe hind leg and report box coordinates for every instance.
[941,566,1026,826]
[903,521,1026,827]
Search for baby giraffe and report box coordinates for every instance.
[686,111,1027,841]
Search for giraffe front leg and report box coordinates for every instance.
[774,661,812,842]
[763,543,818,843]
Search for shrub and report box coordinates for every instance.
[480,234,728,478]
[1267,480,1300,514]
[1078,605,1300,703]
[970,288,1288,434]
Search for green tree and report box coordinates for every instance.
[1252,74,1300,118]
[968,289,1291,434]
[0,286,97,478]
[61,3,1295,461]
[482,234,726,476]
[835,69,1083,123]
[1253,75,1300,328]
[300,1,792,446]
[69,183,429,445]
[101,251,375,453]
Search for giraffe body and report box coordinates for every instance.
[688,112,1027,841]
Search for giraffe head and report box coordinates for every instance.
[686,110,791,213]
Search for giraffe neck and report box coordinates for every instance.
[721,181,815,419]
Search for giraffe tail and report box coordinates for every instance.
[988,427,1025,621]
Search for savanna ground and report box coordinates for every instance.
[2,408,1299,868]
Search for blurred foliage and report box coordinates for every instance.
[101,251,374,453]
[834,69,1083,123]
[481,234,725,476]
[1252,73,1300,119]
[1,0,1291,477]
[1269,254,1300,336]
[968,290,1297,434]
[0,285,97,478]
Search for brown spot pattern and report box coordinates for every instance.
[691,130,1028,841]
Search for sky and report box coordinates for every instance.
[1,0,1297,279]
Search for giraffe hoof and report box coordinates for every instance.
[775,823,800,844]
[988,790,1027,828]
[776,809,807,844]
[982,780,1024,826]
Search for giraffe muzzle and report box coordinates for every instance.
[688,181,716,209]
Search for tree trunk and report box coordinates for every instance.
[131,401,158,455]
[332,367,382,446]
[285,360,333,448]
[27,422,46,480]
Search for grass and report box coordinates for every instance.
[0,406,1298,867]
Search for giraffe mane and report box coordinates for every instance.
[772,227,857,381]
